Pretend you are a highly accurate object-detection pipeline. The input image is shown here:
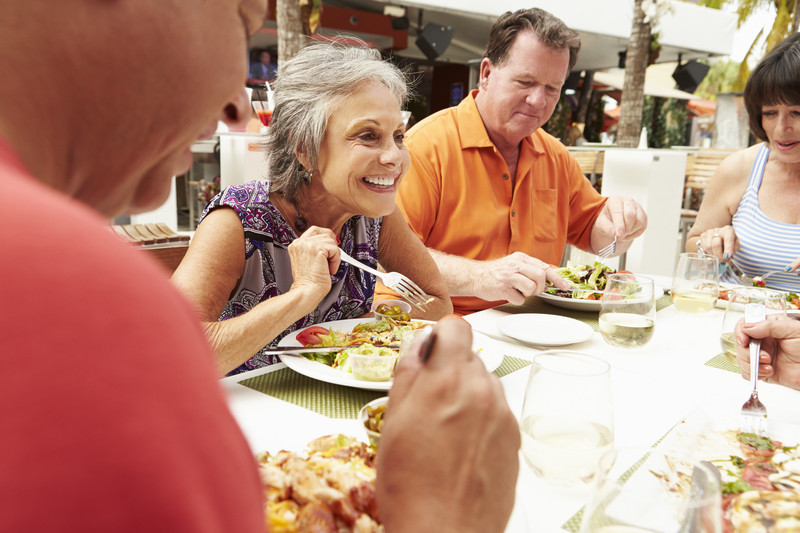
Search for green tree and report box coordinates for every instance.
[694,59,741,100]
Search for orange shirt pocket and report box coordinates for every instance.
[530,188,557,243]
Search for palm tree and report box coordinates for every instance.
[275,0,321,66]
[617,0,651,147]
[700,0,799,90]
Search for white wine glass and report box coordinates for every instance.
[720,287,786,361]
[580,447,722,533]
[599,273,656,349]
[520,351,613,487]
[672,252,719,313]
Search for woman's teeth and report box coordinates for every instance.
[363,176,394,187]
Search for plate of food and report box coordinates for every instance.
[540,261,663,311]
[644,412,800,531]
[278,318,504,390]
[716,284,800,310]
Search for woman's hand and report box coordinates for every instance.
[734,318,800,391]
[696,225,739,262]
[287,226,341,304]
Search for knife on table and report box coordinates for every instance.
[261,345,400,355]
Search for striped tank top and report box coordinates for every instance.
[720,143,800,291]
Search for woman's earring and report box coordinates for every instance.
[303,169,312,185]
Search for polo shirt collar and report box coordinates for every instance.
[457,90,545,155]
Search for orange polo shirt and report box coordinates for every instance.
[389,90,606,315]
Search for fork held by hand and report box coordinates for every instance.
[338,249,432,311]
[740,303,768,437]
[597,236,617,260]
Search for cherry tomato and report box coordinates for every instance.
[295,326,330,346]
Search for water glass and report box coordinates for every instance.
[599,273,656,348]
[520,351,613,487]
[580,447,722,533]
[672,253,719,313]
[720,287,787,360]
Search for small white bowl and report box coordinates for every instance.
[371,299,412,321]
[359,396,389,449]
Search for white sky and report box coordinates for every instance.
[725,2,774,62]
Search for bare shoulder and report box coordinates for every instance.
[714,144,761,183]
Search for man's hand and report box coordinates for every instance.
[591,196,648,255]
[377,317,520,533]
[471,252,569,305]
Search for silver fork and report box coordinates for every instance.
[740,302,768,436]
[596,236,617,260]
[338,249,432,311]
[752,269,786,285]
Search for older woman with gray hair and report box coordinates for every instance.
[172,41,452,375]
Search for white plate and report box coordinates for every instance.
[539,286,664,312]
[715,283,800,310]
[496,314,594,346]
[278,319,504,391]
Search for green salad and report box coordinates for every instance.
[546,261,616,300]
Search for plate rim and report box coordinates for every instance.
[538,286,665,312]
[278,318,503,390]
[496,313,594,346]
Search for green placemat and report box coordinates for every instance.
[705,352,741,374]
[496,294,672,332]
[238,355,531,418]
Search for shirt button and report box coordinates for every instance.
[511,210,516,217]
[503,173,509,180]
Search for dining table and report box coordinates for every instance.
[220,274,800,532]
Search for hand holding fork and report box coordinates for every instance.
[740,302,768,436]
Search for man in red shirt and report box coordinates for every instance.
[0,1,519,531]
[394,8,648,314]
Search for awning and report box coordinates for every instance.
[592,63,699,101]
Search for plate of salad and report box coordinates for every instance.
[277,319,503,390]
[539,261,663,311]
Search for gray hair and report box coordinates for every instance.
[266,40,409,203]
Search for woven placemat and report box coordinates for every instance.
[238,355,531,419]
[496,294,672,332]
[705,352,741,374]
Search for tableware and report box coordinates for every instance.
[597,236,617,259]
[250,83,275,130]
[520,351,613,487]
[339,249,431,311]
[371,299,411,321]
[539,287,664,312]
[497,314,593,346]
[726,260,754,287]
[348,351,399,382]
[753,268,787,286]
[719,287,786,360]
[580,447,722,533]
[259,344,400,355]
[359,396,388,449]
[599,273,656,348]
[278,319,503,390]
[671,252,719,313]
[741,302,769,437]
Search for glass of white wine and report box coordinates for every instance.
[520,351,613,487]
[671,253,719,313]
[720,287,786,361]
[580,447,722,533]
[599,273,656,348]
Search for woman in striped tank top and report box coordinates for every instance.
[687,33,800,292]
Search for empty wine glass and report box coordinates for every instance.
[720,287,786,361]
[672,253,719,313]
[599,273,656,349]
[520,351,613,487]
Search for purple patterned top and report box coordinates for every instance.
[200,180,381,375]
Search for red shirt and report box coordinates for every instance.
[0,137,265,532]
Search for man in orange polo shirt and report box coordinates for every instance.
[395,7,648,315]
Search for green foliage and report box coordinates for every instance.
[583,96,606,143]
[642,96,688,148]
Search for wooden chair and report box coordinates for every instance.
[567,149,604,186]
[110,222,190,274]
[679,148,737,250]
